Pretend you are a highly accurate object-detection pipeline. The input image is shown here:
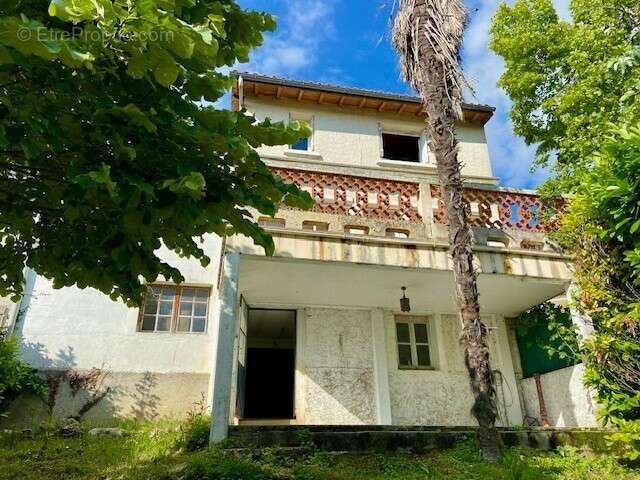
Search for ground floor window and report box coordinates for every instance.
[139,285,210,333]
[395,316,432,369]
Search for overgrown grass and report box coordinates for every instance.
[0,420,638,480]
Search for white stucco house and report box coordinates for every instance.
[3,73,599,438]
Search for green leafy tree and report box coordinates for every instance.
[491,0,640,459]
[0,0,312,305]
[490,0,640,194]
[561,126,640,420]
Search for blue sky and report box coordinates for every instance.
[234,0,570,189]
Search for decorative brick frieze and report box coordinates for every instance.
[271,167,553,237]
[430,185,546,232]
[271,167,422,222]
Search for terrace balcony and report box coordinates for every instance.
[226,167,570,318]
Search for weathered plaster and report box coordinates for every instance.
[15,234,221,375]
[0,295,16,331]
[210,251,240,442]
[229,232,572,282]
[10,235,221,425]
[520,364,599,428]
[299,308,376,425]
[385,312,522,427]
[371,309,392,424]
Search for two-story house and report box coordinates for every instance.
[3,73,598,439]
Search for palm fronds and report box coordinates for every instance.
[392,0,468,119]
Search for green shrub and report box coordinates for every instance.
[0,329,46,415]
[607,419,640,462]
[176,399,211,452]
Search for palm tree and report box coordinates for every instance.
[392,0,501,460]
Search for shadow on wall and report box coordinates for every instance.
[129,372,160,421]
[3,341,163,428]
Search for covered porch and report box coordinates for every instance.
[208,251,570,442]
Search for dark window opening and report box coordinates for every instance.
[382,133,420,162]
[242,309,296,419]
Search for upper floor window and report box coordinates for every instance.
[382,133,420,163]
[139,285,210,333]
[395,316,432,369]
[290,113,313,151]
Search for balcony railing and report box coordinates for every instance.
[272,167,550,235]
[430,185,546,232]
[272,167,422,222]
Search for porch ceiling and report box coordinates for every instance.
[238,255,568,317]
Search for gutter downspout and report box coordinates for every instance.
[237,74,244,111]
[5,268,36,336]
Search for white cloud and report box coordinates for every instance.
[461,0,569,188]
[242,0,336,77]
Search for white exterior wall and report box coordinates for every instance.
[246,98,494,180]
[384,313,522,427]
[7,235,222,424]
[520,364,599,428]
[296,308,377,425]
[289,306,522,427]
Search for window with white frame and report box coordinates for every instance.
[289,113,313,151]
[395,316,432,369]
[139,285,210,333]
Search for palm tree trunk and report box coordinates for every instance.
[393,0,502,461]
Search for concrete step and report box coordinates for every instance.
[227,425,610,453]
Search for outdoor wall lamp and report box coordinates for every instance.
[400,286,411,312]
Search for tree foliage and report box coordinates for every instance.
[491,0,640,459]
[0,0,312,305]
[491,0,640,194]
[516,302,580,366]
[560,126,640,422]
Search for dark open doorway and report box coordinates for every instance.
[243,309,296,419]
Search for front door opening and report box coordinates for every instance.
[243,309,296,419]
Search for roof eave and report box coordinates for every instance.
[233,71,495,124]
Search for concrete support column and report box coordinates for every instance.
[209,251,241,443]
[371,309,392,425]
[419,181,435,238]
[492,315,524,426]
